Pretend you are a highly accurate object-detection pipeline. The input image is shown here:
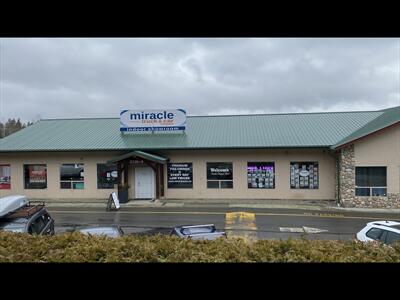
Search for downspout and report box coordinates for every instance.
[329,148,341,206]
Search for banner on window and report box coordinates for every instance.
[207,163,233,180]
[167,163,193,188]
[290,162,319,189]
[0,165,11,189]
[29,167,47,183]
[247,162,275,189]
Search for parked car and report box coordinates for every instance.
[76,226,124,238]
[170,224,227,240]
[356,220,400,246]
[0,195,55,235]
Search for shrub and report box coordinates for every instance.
[0,232,399,263]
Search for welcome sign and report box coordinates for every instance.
[120,109,187,132]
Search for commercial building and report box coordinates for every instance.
[0,106,399,208]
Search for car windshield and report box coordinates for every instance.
[80,227,120,237]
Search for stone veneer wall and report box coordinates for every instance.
[338,144,400,208]
[338,144,355,206]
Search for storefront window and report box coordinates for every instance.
[97,163,118,189]
[0,164,11,189]
[60,164,84,189]
[355,167,387,196]
[24,164,47,189]
[167,163,193,188]
[247,162,275,189]
[290,162,319,189]
[206,162,233,189]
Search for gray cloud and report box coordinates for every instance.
[0,38,399,122]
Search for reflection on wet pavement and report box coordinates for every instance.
[225,212,258,240]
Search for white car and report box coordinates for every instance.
[356,220,400,246]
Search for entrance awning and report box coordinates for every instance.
[107,150,169,164]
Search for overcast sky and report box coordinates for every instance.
[0,38,399,122]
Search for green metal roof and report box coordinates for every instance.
[332,106,400,149]
[107,150,168,164]
[0,107,397,152]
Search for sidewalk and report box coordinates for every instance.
[43,199,400,214]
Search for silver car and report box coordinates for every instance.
[170,224,227,240]
[77,226,124,238]
[0,196,55,235]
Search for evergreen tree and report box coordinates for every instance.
[0,119,35,138]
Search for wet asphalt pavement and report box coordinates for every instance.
[48,206,400,240]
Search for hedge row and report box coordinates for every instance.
[0,232,399,262]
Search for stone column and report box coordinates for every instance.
[338,144,355,207]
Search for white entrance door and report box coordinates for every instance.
[135,167,155,199]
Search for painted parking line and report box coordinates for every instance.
[47,209,400,221]
[279,227,304,233]
[279,227,329,233]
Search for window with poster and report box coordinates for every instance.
[60,163,84,189]
[24,164,47,189]
[0,164,11,189]
[247,162,275,189]
[206,162,233,189]
[167,163,193,188]
[97,163,118,189]
[290,162,319,189]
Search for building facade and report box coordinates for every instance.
[0,106,399,208]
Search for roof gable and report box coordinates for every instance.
[332,106,400,149]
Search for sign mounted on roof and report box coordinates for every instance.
[120,109,186,132]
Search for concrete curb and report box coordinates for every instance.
[329,207,400,214]
[228,204,324,210]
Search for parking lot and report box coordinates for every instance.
[49,206,400,240]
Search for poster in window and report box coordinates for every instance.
[290,162,318,189]
[167,163,193,188]
[247,162,275,189]
[29,166,47,183]
[0,165,11,189]
[24,164,47,189]
[206,163,233,180]
[97,163,118,189]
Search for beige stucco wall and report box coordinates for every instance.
[0,151,123,200]
[354,123,400,194]
[0,148,336,201]
[159,148,336,200]
[2,125,398,203]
